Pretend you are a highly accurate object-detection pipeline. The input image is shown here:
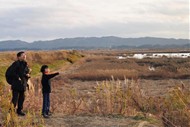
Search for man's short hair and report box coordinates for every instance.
[17,51,25,57]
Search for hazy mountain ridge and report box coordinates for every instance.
[0,36,189,50]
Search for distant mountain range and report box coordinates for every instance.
[0,36,189,50]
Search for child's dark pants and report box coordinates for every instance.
[42,93,50,115]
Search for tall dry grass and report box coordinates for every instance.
[0,82,44,127]
[50,77,190,126]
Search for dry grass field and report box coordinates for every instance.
[68,50,190,80]
[0,50,190,127]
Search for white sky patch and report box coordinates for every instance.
[0,0,189,41]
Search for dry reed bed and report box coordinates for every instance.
[68,56,190,80]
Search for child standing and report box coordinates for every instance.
[40,65,59,118]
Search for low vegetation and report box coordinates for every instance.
[0,50,190,126]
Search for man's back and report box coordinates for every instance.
[11,60,28,91]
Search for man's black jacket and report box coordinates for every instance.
[11,60,28,91]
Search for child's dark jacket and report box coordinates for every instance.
[41,72,59,93]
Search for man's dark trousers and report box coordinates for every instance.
[12,90,25,113]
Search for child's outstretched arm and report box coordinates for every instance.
[46,72,59,79]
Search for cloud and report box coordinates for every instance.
[0,0,189,41]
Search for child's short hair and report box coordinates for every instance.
[40,65,48,73]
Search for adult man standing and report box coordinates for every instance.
[6,51,30,116]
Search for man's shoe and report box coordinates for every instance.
[43,114,50,119]
[17,111,25,116]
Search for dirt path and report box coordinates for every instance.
[44,115,158,127]
[59,57,86,75]
[137,121,148,127]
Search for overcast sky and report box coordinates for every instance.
[0,0,189,41]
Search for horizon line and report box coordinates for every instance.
[0,36,189,43]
